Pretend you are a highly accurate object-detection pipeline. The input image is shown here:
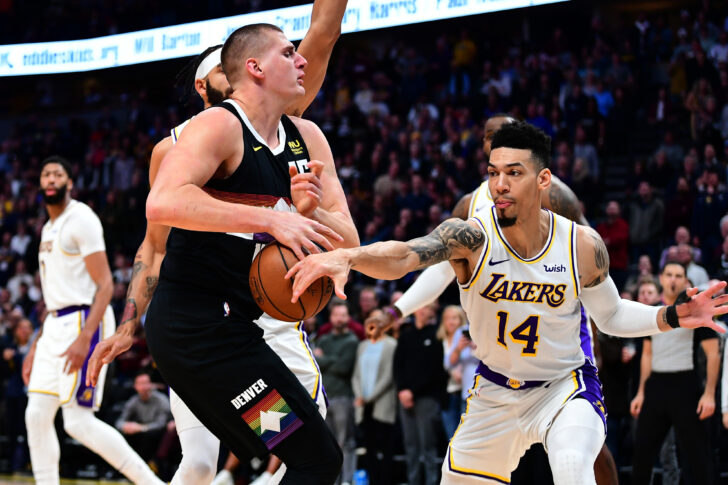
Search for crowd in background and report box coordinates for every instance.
[1,0,728,482]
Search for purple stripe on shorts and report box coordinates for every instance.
[579,306,595,362]
[574,359,607,432]
[76,308,101,408]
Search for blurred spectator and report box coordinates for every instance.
[629,182,664,266]
[659,226,702,269]
[597,201,630,290]
[393,303,447,485]
[437,305,466,438]
[315,300,359,485]
[9,224,31,259]
[7,260,33,303]
[624,254,656,296]
[352,311,398,485]
[318,297,365,341]
[2,318,32,472]
[676,243,710,288]
[116,372,172,466]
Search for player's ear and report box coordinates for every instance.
[194,78,206,98]
[537,168,551,190]
[246,58,264,79]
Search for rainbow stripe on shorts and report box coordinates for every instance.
[242,389,303,450]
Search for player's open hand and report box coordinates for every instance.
[675,281,728,333]
[60,333,91,375]
[285,250,350,302]
[269,212,342,261]
[290,160,324,218]
[86,327,135,387]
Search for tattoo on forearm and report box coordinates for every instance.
[584,230,610,288]
[408,220,485,267]
[144,276,159,298]
[130,260,146,281]
[547,182,583,223]
[660,308,667,326]
[121,299,137,325]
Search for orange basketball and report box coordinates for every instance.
[249,242,334,322]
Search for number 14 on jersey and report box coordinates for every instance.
[495,311,540,356]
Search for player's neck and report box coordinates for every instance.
[46,197,71,221]
[230,90,287,147]
[499,209,550,259]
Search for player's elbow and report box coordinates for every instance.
[146,192,169,224]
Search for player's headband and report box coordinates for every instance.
[195,47,222,80]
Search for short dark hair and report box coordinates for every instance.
[40,156,73,180]
[175,44,223,106]
[490,121,551,170]
[660,260,687,276]
[221,23,283,86]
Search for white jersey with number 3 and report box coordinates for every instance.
[38,200,106,311]
[458,206,584,381]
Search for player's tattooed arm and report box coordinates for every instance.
[576,226,610,288]
[543,176,589,225]
[287,219,485,301]
[406,219,485,270]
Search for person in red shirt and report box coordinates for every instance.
[317,298,366,341]
[597,200,630,291]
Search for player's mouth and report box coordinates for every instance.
[494,199,513,209]
[45,188,57,196]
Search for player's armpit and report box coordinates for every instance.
[543,175,588,225]
[575,225,610,289]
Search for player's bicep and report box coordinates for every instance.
[299,120,351,218]
[576,225,610,288]
[154,108,239,191]
[450,193,473,220]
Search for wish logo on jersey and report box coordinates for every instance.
[479,273,567,308]
[241,388,303,450]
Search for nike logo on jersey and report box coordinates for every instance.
[480,273,567,308]
[231,379,268,409]
[253,146,263,151]
[488,258,510,266]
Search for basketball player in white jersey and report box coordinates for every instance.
[21,156,164,485]
[285,121,728,485]
[87,2,351,484]
[374,114,618,484]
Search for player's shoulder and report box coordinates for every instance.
[67,200,102,224]
[287,115,322,138]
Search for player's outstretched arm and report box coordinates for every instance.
[286,218,485,301]
[542,175,589,225]
[88,138,173,386]
[287,0,347,116]
[577,225,728,336]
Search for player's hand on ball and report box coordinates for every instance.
[289,160,324,218]
[674,281,728,333]
[269,212,342,261]
[86,327,135,387]
[61,333,91,374]
[286,250,349,302]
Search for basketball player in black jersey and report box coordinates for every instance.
[144,24,358,484]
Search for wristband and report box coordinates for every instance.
[665,289,690,329]
[385,307,400,321]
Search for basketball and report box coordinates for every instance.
[249,242,334,322]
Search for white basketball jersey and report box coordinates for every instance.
[458,207,584,381]
[39,200,106,311]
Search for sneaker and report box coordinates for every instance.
[211,469,234,485]
[250,471,273,485]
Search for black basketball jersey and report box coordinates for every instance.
[159,99,311,321]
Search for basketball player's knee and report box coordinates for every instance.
[25,400,52,431]
[550,448,594,485]
[177,455,216,484]
[61,407,93,442]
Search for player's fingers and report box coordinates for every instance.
[706,319,726,333]
[333,277,347,300]
[288,165,298,178]
[302,238,321,256]
[285,261,302,280]
[307,228,336,252]
[711,305,728,317]
[703,281,727,298]
[711,294,728,306]
[291,273,313,303]
[311,221,343,243]
[686,287,699,298]
[307,160,324,176]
